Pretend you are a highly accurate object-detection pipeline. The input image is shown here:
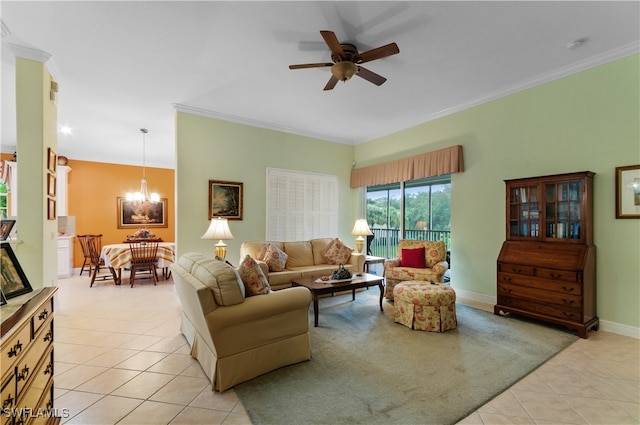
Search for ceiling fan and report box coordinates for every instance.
[289,30,400,91]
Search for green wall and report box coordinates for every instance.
[175,112,357,266]
[355,55,640,332]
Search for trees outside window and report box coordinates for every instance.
[366,176,450,258]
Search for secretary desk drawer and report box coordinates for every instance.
[497,281,582,309]
[498,272,582,295]
[497,263,535,276]
[499,296,582,321]
[535,267,580,283]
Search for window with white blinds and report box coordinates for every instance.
[266,168,338,241]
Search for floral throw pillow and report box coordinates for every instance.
[263,244,288,272]
[323,239,353,265]
[238,255,271,296]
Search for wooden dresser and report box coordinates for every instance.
[495,171,598,338]
[1,287,59,425]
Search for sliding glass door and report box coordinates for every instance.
[366,175,451,258]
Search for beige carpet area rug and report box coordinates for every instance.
[235,288,578,425]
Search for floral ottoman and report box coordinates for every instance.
[393,281,457,332]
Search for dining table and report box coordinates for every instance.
[100,242,176,283]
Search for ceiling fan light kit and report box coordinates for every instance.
[331,61,357,82]
[289,30,399,91]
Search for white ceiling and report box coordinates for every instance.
[1,1,638,169]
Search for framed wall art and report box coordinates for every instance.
[47,147,57,173]
[0,220,16,241]
[616,164,640,218]
[0,243,33,300]
[208,180,243,220]
[47,198,56,220]
[117,197,168,228]
[47,173,57,197]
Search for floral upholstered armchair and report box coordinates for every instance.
[383,240,449,300]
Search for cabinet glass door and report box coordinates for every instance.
[545,181,581,240]
[509,185,539,238]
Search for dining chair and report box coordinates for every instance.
[128,241,160,287]
[87,235,119,287]
[77,234,103,275]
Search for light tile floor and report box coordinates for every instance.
[53,273,638,425]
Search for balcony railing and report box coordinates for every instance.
[368,228,451,259]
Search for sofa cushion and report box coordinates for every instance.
[187,255,245,306]
[401,247,426,268]
[264,244,288,272]
[238,255,271,296]
[284,241,314,268]
[322,238,354,265]
[267,270,303,290]
[310,238,334,265]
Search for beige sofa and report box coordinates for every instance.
[240,238,365,291]
[171,252,312,392]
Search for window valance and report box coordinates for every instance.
[350,145,464,188]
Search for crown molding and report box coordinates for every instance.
[399,41,640,135]
[1,20,10,38]
[2,36,62,83]
[5,42,51,63]
[172,103,356,145]
[176,42,638,147]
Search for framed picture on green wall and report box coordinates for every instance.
[615,164,640,219]
[208,180,243,220]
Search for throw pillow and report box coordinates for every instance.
[263,244,288,272]
[256,243,269,261]
[323,239,353,265]
[238,255,271,296]
[320,238,336,258]
[401,247,426,268]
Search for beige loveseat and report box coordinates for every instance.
[240,238,365,291]
[171,253,312,392]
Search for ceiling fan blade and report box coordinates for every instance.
[356,42,399,63]
[323,75,339,91]
[320,30,344,58]
[356,66,387,86]
[289,63,333,70]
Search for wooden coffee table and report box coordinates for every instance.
[291,273,385,327]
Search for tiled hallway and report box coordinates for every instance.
[52,274,638,424]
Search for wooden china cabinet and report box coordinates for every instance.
[495,171,598,338]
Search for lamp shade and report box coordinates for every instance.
[202,217,234,259]
[351,219,373,236]
[351,219,372,255]
[201,217,234,240]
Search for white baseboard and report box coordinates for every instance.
[598,320,640,339]
[452,287,640,340]
[453,287,496,306]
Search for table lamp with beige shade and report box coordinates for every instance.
[201,217,234,259]
[351,219,373,255]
